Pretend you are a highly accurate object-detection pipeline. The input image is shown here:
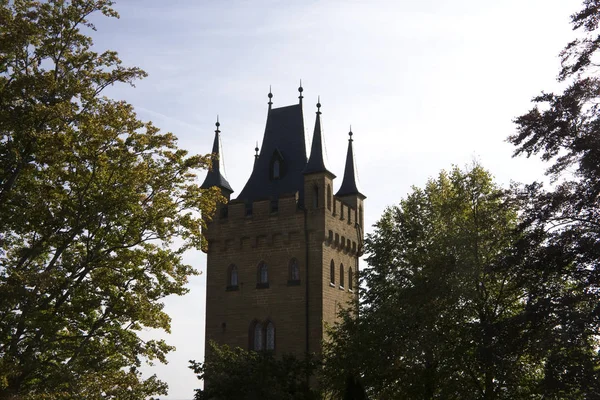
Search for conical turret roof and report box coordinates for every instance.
[335,130,365,199]
[304,99,335,177]
[201,119,234,194]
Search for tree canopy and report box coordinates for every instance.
[323,164,536,399]
[190,342,320,400]
[0,1,220,398]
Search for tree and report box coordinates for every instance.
[0,1,221,398]
[507,0,600,397]
[323,165,541,399]
[189,342,321,400]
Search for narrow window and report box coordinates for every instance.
[348,207,351,223]
[349,267,354,290]
[257,261,268,288]
[359,206,363,227]
[340,263,344,288]
[327,184,332,211]
[254,322,263,351]
[266,322,275,351]
[313,186,319,208]
[230,265,238,286]
[273,159,280,179]
[330,260,335,285]
[289,258,300,285]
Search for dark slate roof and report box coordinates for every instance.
[236,104,307,203]
[303,108,335,177]
[201,129,234,194]
[335,134,366,199]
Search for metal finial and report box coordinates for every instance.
[316,96,321,114]
[255,141,259,155]
[215,115,220,133]
[349,126,353,141]
[298,79,304,103]
[268,85,273,108]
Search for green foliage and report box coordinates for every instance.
[0,1,221,398]
[190,342,321,400]
[323,164,538,399]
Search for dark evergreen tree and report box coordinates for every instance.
[508,1,600,397]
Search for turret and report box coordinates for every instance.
[335,128,366,228]
[304,97,335,212]
[200,117,234,200]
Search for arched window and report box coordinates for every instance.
[349,267,354,291]
[340,263,344,288]
[273,159,280,179]
[257,261,268,288]
[330,260,335,285]
[289,258,300,285]
[327,184,332,211]
[313,186,319,208]
[254,322,263,351]
[266,322,275,351]
[227,264,238,290]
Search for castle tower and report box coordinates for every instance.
[202,86,365,360]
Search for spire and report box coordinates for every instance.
[200,117,234,195]
[335,128,365,199]
[268,86,273,110]
[304,98,335,177]
[298,80,303,105]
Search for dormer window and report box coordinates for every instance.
[269,149,285,180]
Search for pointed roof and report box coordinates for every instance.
[335,129,366,199]
[201,119,234,194]
[304,99,335,177]
[236,98,307,203]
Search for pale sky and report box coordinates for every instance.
[91,1,582,398]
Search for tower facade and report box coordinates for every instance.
[201,87,365,359]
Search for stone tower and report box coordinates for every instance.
[201,85,365,359]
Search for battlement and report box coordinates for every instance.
[210,191,301,223]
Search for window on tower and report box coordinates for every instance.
[266,321,275,351]
[257,261,269,288]
[253,322,263,351]
[349,267,354,291]
[340,263,344,289]
[288,258,300,285]
[226,264,239,291]
[249,320,276,352]
[330,260,335,286]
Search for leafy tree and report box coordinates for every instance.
[0,1,221,398]
[189,342,321,400]
[323,165,540,399]
[507,0,600,397]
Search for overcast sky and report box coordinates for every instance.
[91,1,581,398]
